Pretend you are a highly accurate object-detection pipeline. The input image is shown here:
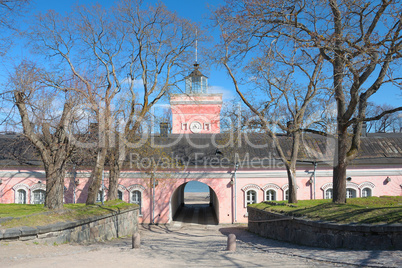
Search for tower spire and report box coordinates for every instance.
[195,29,198,65]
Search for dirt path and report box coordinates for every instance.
[0,224,400,267]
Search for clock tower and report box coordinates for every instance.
[170,64,222,134]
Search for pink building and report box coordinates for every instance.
[0,64,401,224]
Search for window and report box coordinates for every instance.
[346,188,357,198]
[131,190,142,214]
[17,189,27,204]
[325,188,333,199]
[96,190,105,203]
[118,190,123,200]
[32,189,45,204]
[181,123,188,131]
[284,190,289,201]
[265,190,276,201]
[362,188,372,197]
[246,190,257,206]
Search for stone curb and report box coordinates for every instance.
[248,207,402,250]
[0,207,138,241]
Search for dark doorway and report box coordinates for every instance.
[171,181,218,225]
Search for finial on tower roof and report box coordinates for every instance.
[195,29,198,65]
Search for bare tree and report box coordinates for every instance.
[213,0,402,203]
[0,0,30,55]
[106,0,196,201]
[26,0,197,204]
[366,103,401,133]
[213,6,328,203]
[9,61,80,210]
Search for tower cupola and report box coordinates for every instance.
[185,63,208,94]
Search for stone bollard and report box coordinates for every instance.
[132,232,140,249]
[227,233,236,251]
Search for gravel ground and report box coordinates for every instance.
[0,223,400,268]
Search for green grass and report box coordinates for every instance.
[0,200,138,228]
[250,196,402,224]
[0,204,48,218]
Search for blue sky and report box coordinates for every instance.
[3,0,401,113]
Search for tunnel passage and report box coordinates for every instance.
[170,181,218,225]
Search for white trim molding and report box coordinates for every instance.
[358,181,375,189]
[281,183,299,191]
[241,184,261,192]
[262,183,280,191]
[346,182,359,190]
[127,184,146,192]
[321,182,333,191]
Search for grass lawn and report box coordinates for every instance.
[0,200,138,228]
[249,196,402,224]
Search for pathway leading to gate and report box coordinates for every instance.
[0,223,401,267]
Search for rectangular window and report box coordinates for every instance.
[181,123,188,130]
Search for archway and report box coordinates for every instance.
[170,181,218,225]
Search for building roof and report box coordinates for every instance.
[0,132,401,169]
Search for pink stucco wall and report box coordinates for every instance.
[1,166,401,224]
[170,94,222,134]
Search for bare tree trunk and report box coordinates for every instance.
[107,157,120,201]
[333,129,348,203]
[286,167,298,203]
[287,131,300,204]
[44,163,66,210]
[86,147,108,205]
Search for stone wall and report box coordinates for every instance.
[0,207,139,244]
[247,207,402,249]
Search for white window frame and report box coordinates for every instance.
[262,183,280,202]
[284,189,289,201]
[30,183,46,204]
[17,189,27,204]
[241,184,261,208]
[118,190,124,200]
[346,188,357,198]
[361,188,372,197]
[127,184,145,216]
[13,183,29,204]
[131,190,142,214]
[325,188,333,199]
[32,189,46,204]
[358,182,375,197]
[265,189,277,201]
[245,190,257,206]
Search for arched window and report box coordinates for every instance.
[325,188,333,199]
[346,188,357,198]
[284,190,289,201]
[246,190,257,206]
[17,189,27,204]
[241,184,261,207]
[118,190,123,200]
[131,190,142,214]
[265,189,276,201]
[358,182,375,197]
[32,189,46,204]
[13,183,30,204]
[361,188,372,197]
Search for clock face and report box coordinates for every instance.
[189,121,202,133]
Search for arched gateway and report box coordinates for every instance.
[170,181,219,225]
